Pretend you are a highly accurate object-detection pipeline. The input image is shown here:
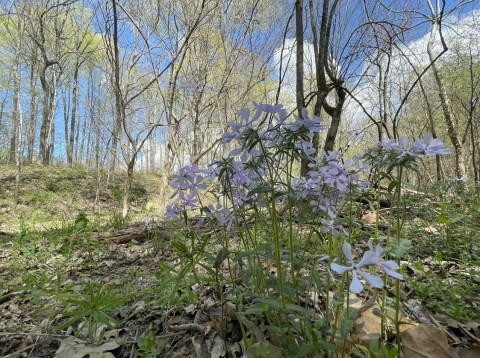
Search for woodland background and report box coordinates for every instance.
[1,0,479,218]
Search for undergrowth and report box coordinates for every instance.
[2,105,479,357]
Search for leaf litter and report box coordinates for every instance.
[0,220,479,357]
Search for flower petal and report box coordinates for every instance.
[342,242,354,263]
[330,263,351,274]
[381,267,403,280]
[381,260,400,270]
[350,271,364,293]
[357,251,378,268]
[357,269,384,289]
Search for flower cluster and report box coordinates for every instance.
[330,240,403,293]
[165,164,208,221]
[143,216,161,231]
[165,104,452,239]
[371,133,451,171]
[293,151,370,221]
[166,103,332,229]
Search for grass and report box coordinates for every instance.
[0,164,163,233]
[1,163,479,357]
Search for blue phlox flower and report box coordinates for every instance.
[296,140,317,157]
[165,202,182,221]
[255,102,284,114]
[298,108,324,132]
[178,190,199,209]
[330,242,384,294]
[223,107,260,144]
[320,218,344,236]
[378,138,400,151]
[452,175,467,182]
[170,164,207,191]
[367,240,403,280]
[410,133,452,157]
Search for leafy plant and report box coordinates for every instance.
[22,273,125,344]
[164,103,454,355]
[57,281,125,344]
[135,332,166,357]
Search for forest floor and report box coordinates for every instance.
[0,165,479,357]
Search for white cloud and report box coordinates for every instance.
[347,8,480,130]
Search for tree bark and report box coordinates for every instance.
[26,56,38,164]
[296,0,310,176]
[426,17,466,178]
[109,0,123,178]
[67,63,80,166]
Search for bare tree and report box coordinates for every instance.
[426,0,467,178]
[24,0,77,165]
[103,0,215,217]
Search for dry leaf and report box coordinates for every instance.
[362,211,377,225]
[53,336,120,358]
[210,334,227,358]
[424,226,439,234]
[401,324,456,358]
[452,345,480,358]
[354,304,382,345]
[192,335,207,358]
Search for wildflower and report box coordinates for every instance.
[296,140,317,157]
[223,107,260,144]
[320,218,344,236]
[453,175,467,182]
[367,240,403,280]
[165,202,182,221]
[410,133,451,157]
[378,138,401,151]
[330,242,384,293]
[170,164,207,192]
[253,102,283,114]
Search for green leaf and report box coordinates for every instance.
[214,248,229,269]
[254,297,284,310]
[438,214,451,225]
[387,180,398,193]
[247,186,272,197]
[390,239,411,258]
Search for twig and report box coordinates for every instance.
[168,323,204,334]
[129,328,139,358]
[3,343,38,358]
[0,332,65,338]
[428,314,461,344]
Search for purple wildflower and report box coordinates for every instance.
[170,164,207,192]
[330,242,384,293]
[296,140,317,157]
[165,202,182,221]
[410,133,451,157]
[367,240,403,280]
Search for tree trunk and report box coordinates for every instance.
[419,79,442,181]
[9,72,19,164]
[79,108,87,164]
[149,128,156,172]
[427,18,466,178]
[308,0,344,154]
[109,0,123,178]
[14,64,24,210]
[296,0,310,176]
[63,87,71,165]
[67,64,80,166]
[47,73,57,164]
[38,69,51,165]
[323,86,345,152]
[122,160,135,218]
[26,59,37,164]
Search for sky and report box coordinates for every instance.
[272,2,480,138]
